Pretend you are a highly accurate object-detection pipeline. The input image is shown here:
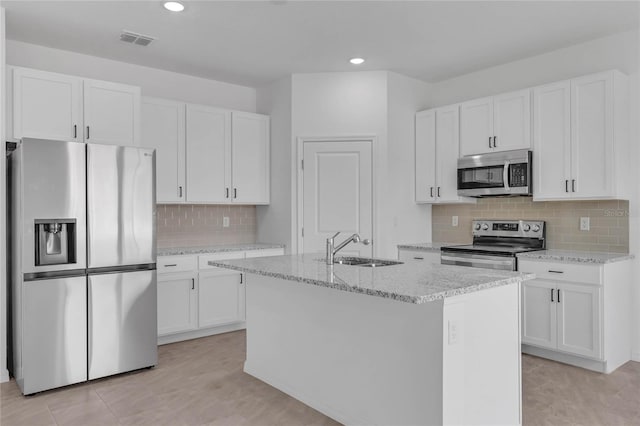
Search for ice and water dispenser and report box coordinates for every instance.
[34,219,77,266]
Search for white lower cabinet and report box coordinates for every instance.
[157,247,283,344]
[157,271,198,336]
[519,258,629,373]
[198,269,245,328]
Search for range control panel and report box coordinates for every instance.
[472,220,545,238]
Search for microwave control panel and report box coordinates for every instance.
[509,163,528,187]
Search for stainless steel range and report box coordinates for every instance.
[441,220,545,271]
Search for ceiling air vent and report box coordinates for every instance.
[120,31,155,47]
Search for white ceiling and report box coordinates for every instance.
[3,1,639,88]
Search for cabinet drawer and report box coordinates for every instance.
[244,248,284,258]
[398,249,441,263]
[518,260,602,285]
[199,252,245,270]
[157,255,197,274]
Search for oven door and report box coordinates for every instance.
[441,251,516,271]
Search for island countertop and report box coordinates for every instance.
[209,254,535,304]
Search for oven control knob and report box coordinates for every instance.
[474,223,481,231]
[532,225,541,232]
[481,223,489,231]
[523,224,531,232]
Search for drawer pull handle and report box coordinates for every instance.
[413,257,424,260]
[548,270,564,274]
[164,264,177,267]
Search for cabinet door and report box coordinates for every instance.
[186,105,231,203]
[141,97,186,203]
[157,272,198,336]
[460,97,493,156]
[198,270,245,328]
[532,81,572,200]
[13,67,83,142]
[493,89,531,152]
[415,110,437,203]
[556,283,602,359]
[435,105,461,202]
[83,79,141,146]
[231,112,270,204]
[571,72,614,198]
[521,279,557,350]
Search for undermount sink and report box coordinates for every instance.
[323,256,404,267]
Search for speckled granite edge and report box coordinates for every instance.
[517,250,634,264]
[208,259,535,304]
[397,242,457,252]
[157,243,285,256]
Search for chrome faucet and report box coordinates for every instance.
[326,232,371,265]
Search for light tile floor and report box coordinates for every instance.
[1,330,639,425]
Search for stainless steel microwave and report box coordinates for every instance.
[457,149,532,197]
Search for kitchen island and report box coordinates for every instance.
[209,254,535,426]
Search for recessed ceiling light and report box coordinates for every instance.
[163,1,185,12]
[349,58,365,65]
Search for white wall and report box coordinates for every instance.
[431,29,640,362]
[256,76,293,252]
[0,7,8,383]
[6,40,256,111]
[386,71,432,251]
[289,71,431,258]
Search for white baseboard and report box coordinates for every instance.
[157,322,245,346]
[522,345,608,373]
[244,361,370,426]
[1,368,9,383]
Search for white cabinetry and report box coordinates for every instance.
[141,97,186,203]
[11,67,140,145]
[140,97,270,205]
[533,71,629,200]
[185,105,231,203]
[157,247,284,344]
[415,105,474,204]
[519,258,630,373]
[397,248,440,264]
[460,89,530,156]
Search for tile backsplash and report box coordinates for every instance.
[432,198,629,253]
[157,205,257,248]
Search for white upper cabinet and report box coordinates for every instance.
[459,97,493,156]
[12,67,83,142]
[185,105,231,203]
[415,105,474,204]
[83,79,141,146]
[460,89,531,156]
[141,97,186,203]
[11,67,140,146]
[231,112,270,204]
[533,70,628,200]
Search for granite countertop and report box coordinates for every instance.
[208,254,535,304]
[397,242,459,252]
[157,243,285,257]
[517,250,634,264]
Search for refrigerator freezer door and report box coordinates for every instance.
[87,143,156,268]
[88,270,158,380]
[22,276,87,394]
[18,138,87,273]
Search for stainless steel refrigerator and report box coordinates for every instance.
[9,138,157,395]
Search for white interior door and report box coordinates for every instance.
[302,140,373,257]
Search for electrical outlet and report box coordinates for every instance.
[223,216,230,228]
[452,216,459,227]
[580,217,590,231]
[448,320,459,345]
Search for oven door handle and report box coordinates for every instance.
[503,160,510,191]
[441,253,516,269]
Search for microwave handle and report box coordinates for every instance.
[503,161,510,191]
